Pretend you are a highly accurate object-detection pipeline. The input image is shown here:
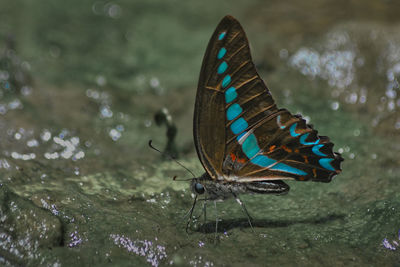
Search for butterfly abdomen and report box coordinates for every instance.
[193,173,291,200]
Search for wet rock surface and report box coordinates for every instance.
[0,185,63,265]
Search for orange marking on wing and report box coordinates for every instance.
[237,158,246,163]
[303,156,309,164]
[268,145,276,152]
[231,153,245,164]
[299,177,305,181]
[282,145,292,153]
[294,149,300,153]
[312,168,317,177]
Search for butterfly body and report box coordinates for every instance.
[191,173,289,201]
[191,15,343,203]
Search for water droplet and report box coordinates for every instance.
[27,139,39,147]
[14,132,21,140]
[107,4,121,18]
[100,105,113,118]
[395,120,400,129]
[21,86,32,96]
[144,119,152,127]
[388,100,395,111]
[73,151,85,161]
[96,75,106,86]
[8,99,22,109]
[331,101,339,110]
[109,129,121,141]
[150,77,160,88]
[0,104,7,115]
[116,124,124,131]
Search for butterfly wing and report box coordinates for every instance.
[194,15,278,180]
[193,15,343,182]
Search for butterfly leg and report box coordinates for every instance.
[214,201,219,242]
[232,192,254,232]
[184,195,198,233]
[202,198,207,233]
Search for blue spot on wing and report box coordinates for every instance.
[217,61,228,74]
[230,117,248,134]
[319,158,335,171]
[217,47,226,59]
[299,133,319,145]
[312,144,326,156]
[226,103,242,121]
[290,123,301,137]
[218,32,226,40]
[277,115,286,129]
[242,134,260,158]
[225,87,237,103]
[222,75,231,88]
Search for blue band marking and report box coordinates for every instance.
[225,87,237,103]
[217,47,227,59]
[277,115,286,129]
[242,134,260,158]
[227,103,242,121]
[236,131,247,142]
[299,133,319,145]
[290,123,301,137]
[312,144,326,157]
[319,158,335,171]
[224,102,307,176]
[222,75,231,88]
[250,155,307,175]
[251,155,276,167]
[270,163,308,176]
[218,32,226,40]
[230,117,248,134]
[217,61,228,74]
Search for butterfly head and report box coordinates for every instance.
[190,173,211,195]
[192,180,205,195]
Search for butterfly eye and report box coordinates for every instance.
[194,183,205,194]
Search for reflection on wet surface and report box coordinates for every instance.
[110,234,167,267]
[289,26,400,132]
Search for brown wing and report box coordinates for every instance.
[193,15,343,182]
[193,15,278,180]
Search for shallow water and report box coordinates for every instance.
[0,0,399,266]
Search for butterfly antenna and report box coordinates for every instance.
[172,176,193,182]
[148,140,196,179]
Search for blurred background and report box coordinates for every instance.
[0,0,399,266]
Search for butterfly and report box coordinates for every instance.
[188,15,343,230]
